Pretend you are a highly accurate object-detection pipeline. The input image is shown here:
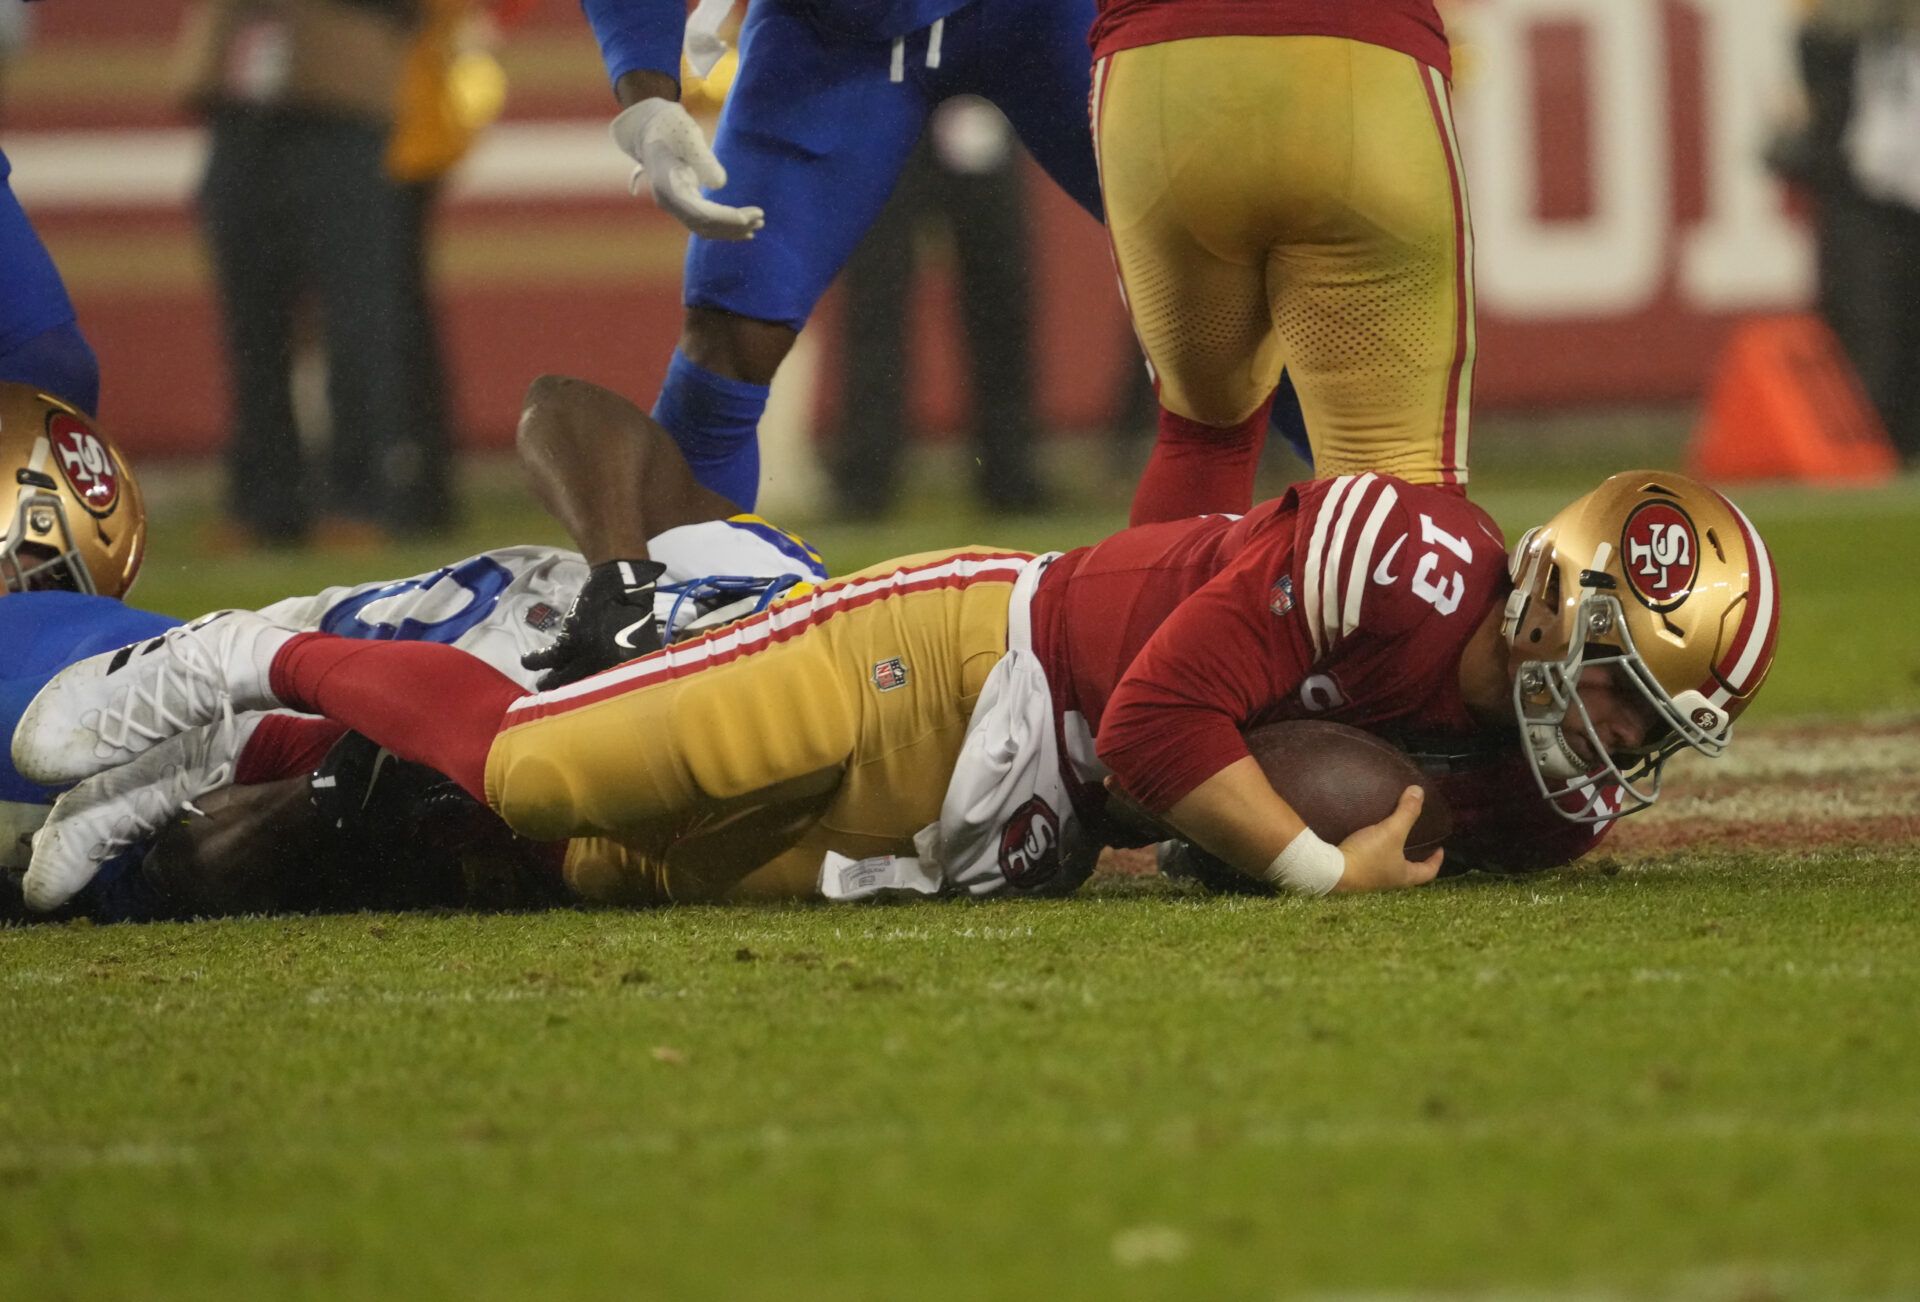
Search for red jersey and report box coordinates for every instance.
[1089,0,1450,77]
[1030,474,1614,873]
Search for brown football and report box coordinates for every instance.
[1245,719,1452,859]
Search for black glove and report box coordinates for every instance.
[522,558,668,690]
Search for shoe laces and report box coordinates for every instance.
[91,618,242,761]
[74,718,239,868]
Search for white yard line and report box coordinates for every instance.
[5,1109,1918,1175]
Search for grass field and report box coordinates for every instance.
[6,428,1920,1300]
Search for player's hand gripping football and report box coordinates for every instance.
[610,98,765,241]
[1332,786,1445,893]
[522,558,669,691]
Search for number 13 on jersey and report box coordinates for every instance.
[1408,513,1474,616]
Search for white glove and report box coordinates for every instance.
[610,98,765,241]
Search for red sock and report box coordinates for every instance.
[1129,399,1274,526]
[234,715,349,785]
[267,635,525,802]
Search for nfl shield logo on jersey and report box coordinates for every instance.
[524,602,563,633]
[1269,575,1295,617]
[871,656,910,692]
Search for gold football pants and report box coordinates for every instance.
[481,549,1029,904]
[1093,35,1475,487]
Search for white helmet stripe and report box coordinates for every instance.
[1707,497,1777,706]
[1343,481,1400,638]
[1724,499,1777,691]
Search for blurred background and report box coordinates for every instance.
[5,0,1917,718]
[0,0,1829,471]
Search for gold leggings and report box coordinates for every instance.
[1094,35,1475,488]
[482,549,1027,903]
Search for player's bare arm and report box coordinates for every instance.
[515,373,738,564]
[613,69,680,109]
[515,374,743,688]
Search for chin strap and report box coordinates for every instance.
[1500,587,1530,643]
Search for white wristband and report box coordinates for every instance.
[1261,828,1346,897]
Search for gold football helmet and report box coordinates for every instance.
[1501,470,1779,822]
[0,381,147,598]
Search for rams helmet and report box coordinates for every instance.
[0,381,147,598]
[1502,470,1779,821]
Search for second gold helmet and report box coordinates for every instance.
[0,381,146,598]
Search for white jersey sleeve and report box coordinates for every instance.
[255,546,591,688]
[253,519,830,688]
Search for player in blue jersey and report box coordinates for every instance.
[0,148,100,417]
[584,0,1315,515]
[583,0,1104,509]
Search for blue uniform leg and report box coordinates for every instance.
[655,0,930,506]
[0,148,100,415]
[955,0,1102,219]
[650,350,776,510]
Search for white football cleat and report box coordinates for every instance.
[11,609,289,787]
[21,717,244,912]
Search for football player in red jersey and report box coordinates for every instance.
[1089,0,1474,526]
[17,465,1779,909]
[1074,471,1775,892]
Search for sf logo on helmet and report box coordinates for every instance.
[1621,501,1698,611]
[49,415,120,516]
